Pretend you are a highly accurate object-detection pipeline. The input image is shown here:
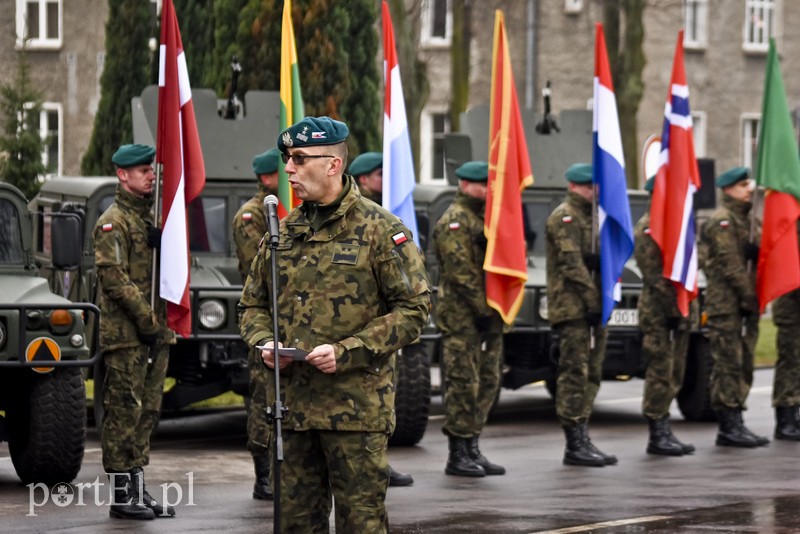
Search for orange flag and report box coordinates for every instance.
[485,10,534,324]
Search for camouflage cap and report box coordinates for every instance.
[565,163,593,184]
[252,147,280,175]
[644,174,656,193]
[455,161,489,182]
[716,166,749,188]
[348,152,382,176]
[112,144,155,168]
[277,116,349,153]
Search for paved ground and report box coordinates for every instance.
[1,368,799,533]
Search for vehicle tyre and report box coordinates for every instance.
[390,343,431,447]
[677,334,716,422]
[6,367,87,484]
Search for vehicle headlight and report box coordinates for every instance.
[538,295,549,321]
[198,299,226,330]
[0,321,6,350]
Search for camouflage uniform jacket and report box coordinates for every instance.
[634,211,683,330]
[701,195,759,318]
[93,186,170,351]
[433,190,499,334]
[545,191,600,325]
[238,177,430,433]
[232,185,268,284]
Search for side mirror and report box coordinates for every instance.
[51,212,83,270]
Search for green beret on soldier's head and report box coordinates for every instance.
[565,163,593,184]
[715,166,749,188]
[348,152,383,176]
[455,161,489,182]
[277,116,350,153]
[644,174,656,193]
[252,147,280,175]
[112,144,156,168]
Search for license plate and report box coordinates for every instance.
[608,308,638,327]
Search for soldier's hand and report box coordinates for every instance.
[306,344,336,374]
[585,311,602,327]
[258,340,292,370]
[744,243,760,261]
[474,316,493,333]
[741,294,759,317]
[137,331,159,347]
[583,253,601,272]
[666,316,681,330]
[146,225,162,249]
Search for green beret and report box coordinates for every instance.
[565,163,593,184]
[349,152,382,176]
[252,147,280,175]
[716,166,749,188]
[455,161,489,182]
[112,144,155,168]
[644,174,656,193]
[277,116,349,153]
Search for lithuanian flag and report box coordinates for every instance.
[278,0,305,217]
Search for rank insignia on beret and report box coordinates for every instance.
[312,131,326,139]
[392,232,408,245]
[448,222,460,231]
[720,220,729,228]
[242,212,252,221]
[562,215,573,223]
[282,132,293,148]
[102,223,113,232]
[644,227,651,235]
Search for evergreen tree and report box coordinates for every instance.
[173,0,216,89]
[0,48,46,198]
[81,0,153,176]
[209,0,250,95]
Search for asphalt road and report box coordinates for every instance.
[2,368,799,533]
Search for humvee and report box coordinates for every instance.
[29,86,433,446]
[414,104,713,421]
[0,181,99,484]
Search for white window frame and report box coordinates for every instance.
[39,102,63,177]
[743,0,777,53]
[421,0,451,48]
[564,0,583,14]
[691,110,706,158]
[683,0,708,50]
[741,113,761,170]
[15,0,63,50]
[420,108,450,184]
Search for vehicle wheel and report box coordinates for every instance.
[6,367,87,484]
[677,334,716,422]
[91,357,106,434]
[390,343,431,447]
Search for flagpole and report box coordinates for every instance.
[151,162,163,311]
[590,190,598,349]
[743,183,761,337]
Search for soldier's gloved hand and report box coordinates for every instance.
[146,225,162,249]
[583,253,601,272]
[744,243,760,261]
[666,316,681,330]
[137,331,159,347]
[474,315,493,332]
[585,311,602,327]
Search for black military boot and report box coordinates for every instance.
[579,423,617,465]
[646,418,685,456]
[774,406,800,441]
[466,436,505,475]
[129,467,176,518]
[735,409,770,446]
[252,453,273,500]
[388,465,414,487]
[668,432,696,455]
[445,436,485,477]
[108,473,155,520]
[562,425,605,467]
[715,409,760,447]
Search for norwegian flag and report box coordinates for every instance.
[649,31,700,317]
[157,0,206,337]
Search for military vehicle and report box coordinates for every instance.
[29,85,434,446]
[414,103,713,422]
[0,181,99,484]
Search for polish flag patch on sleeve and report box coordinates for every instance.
[561,215,573,224]
[719,220,729,228]
[242,212,252,221]
[102,223,113,232]
[448,222,460,231]
[392,232,408,245]
[644,227,651,235]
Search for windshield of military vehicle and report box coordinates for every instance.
[522,199,553,256]
[188,196,227,253]
[0,198,24,264]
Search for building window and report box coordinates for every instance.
[15,0,62,50]
[421,0,451,46]
[420,109,450,184]
[564,0,583,14]
[39,103,62,177]
[683,0,708,49]
[691,110,706,158]
[741,114,760,170]
[743,0,776,53]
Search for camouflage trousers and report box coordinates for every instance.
[271,429,389,534]
[441,329,503,438]
[102,344,168,472]
[247,346,271,457]
[774,326,800,407]
[708,314,758,412]
[555,321,607,426]
[641,325,689,419]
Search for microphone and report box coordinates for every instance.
[263,194,281,246]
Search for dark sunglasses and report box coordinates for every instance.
[280,153,335,166]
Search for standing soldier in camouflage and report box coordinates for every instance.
[238,117,429,534]
[545,163,616,467]
[772,280,800,441]
[434,161,505,478]
[634,175,696,456]
[701,166,768,448]
[231,147,280,501]
[94,144,176,520]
